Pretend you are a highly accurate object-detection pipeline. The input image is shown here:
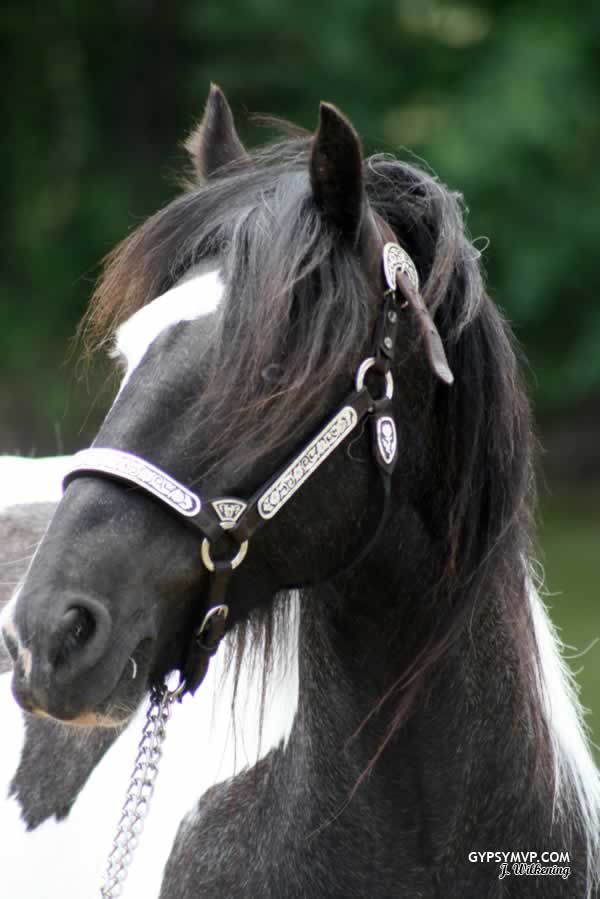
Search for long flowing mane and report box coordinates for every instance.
[81,133,599,886]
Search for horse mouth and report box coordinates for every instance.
[28,637,154,727]
[82,637,154,725]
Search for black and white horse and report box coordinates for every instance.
[1,86,599,897]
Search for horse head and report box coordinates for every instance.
[2,86,523,736]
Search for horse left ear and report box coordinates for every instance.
[185,83,250,183]
[310,102,364,243]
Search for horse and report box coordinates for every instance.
[1,84,599,898]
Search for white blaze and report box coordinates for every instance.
[114,267,224,388]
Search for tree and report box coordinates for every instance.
[2,0,599,451]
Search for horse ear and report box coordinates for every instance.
[185,83,249,182]
[309,102,364,242]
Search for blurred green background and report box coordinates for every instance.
[0,1,598,758]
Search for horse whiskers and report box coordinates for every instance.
[103,697,138,724]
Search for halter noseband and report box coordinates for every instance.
[63,237,452,698]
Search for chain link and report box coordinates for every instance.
[100,684,176,898]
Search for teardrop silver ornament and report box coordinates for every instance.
[376,415,398,467]
[383,242,419,293]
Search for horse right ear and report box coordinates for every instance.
[309,102,365,243]
[185,84,250,183]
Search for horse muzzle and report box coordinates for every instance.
[5,591,150,724]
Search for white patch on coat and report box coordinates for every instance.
[529,582,600,896]
[113,267,224,389]
[0,593,299,899]
[0,456,71,513]
[0,592,20,644]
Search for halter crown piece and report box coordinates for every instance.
[63,236,454,898]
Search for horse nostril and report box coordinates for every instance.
[52,606,97,669]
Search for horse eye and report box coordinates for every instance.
[261,363,284,385]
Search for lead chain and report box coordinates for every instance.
[100,684,175,898]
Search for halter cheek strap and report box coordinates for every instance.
[62,237,454,699]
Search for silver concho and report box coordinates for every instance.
[376,416,397,467]
[258,406,359,520]
[383,242,419,293]
[211,498,247,530]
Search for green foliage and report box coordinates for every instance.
[1,0,599,449]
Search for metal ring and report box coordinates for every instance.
[201,537,248,572]
[162,671,187,702]
[355,357,394,400]
[197,604,229,636]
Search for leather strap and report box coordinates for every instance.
[394,273,454,385]
[181,571,231,696]
[63,448,224,543]
[371,211,454,385]
[229,387,373,544]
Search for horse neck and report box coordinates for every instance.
[291,560,590,880]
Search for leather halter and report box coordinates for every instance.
[63,235,453,698]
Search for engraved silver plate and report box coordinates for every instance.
[257,406,359,520]
[383,242,419,293]
[211,498,247,529]
[64,448,202,517]
[376,416,397,466]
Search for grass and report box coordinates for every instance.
[537,484,600,765]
